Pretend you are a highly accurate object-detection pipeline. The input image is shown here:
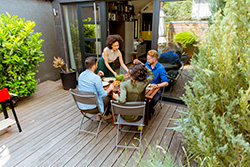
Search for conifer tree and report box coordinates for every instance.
[176,0,250,166]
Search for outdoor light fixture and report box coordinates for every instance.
[53,8,58,16]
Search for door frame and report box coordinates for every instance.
[152,0,187,107]
[77,1,107,70]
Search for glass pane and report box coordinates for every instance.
[83,24,100,38]
[84,41,101,54]
[62,4,82,74]
[81,6,100,21]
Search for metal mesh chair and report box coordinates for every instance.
[110,100,146,152]
[69,89,107,139]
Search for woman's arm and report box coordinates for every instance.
[118,52,129,73]
[145,66,154,83]
[103,49,117,76]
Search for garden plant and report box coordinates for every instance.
[0,13,44,97]
[175,0,250,166]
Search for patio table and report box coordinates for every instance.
[103,79,160,125]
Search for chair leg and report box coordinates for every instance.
[95,116,104,139]
[116,124,120,152]
[139,127,143,152]
[78,115,85,135]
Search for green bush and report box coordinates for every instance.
[174,0,250,166]
[0,13,44,97]
[163,0,193,22]
[173,31,197,49]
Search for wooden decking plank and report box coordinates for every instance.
[0,79,189,166]
[126,104,176,166]
[1,106,79,167]
[38,123,109,167]
[111,104,172,167]
[47,122,113,167]
[0,104,77,163]
[0,98,75,148]
[87,127,132,167]
[66,125,118,166]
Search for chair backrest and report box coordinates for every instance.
[69,88,100,111]
[111,100,146,117]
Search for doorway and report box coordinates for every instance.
[62,2,107,73]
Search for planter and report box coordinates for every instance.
[60,70,77,90]
[184,45,199,64]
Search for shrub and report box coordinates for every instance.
[175,0,250,166]
[0,13,44,97]
[173,31,197,49]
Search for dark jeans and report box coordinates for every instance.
[149,89,162,115]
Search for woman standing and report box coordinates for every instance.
[97,34,129,77]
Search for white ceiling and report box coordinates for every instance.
[130,0,153,14]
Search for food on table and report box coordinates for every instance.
[115,74,125,81]
[113,80,121,86]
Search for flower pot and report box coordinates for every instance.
[60,70,77,90]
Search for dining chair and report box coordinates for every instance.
[110,100,146,152]
[69,89,107,139]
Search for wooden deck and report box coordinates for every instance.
[0,80,188,167]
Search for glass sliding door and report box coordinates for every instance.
[62,2,106,74]
[77,2,107,70]
[152,0,208,105]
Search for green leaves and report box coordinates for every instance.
[174,0,250,166]
[0,13,44,97]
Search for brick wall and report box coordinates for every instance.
[166,21,209,42]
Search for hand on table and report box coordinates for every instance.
[97,71,104,76]
[150,84,158,89]
[113,72,117,77]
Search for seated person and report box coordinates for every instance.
[78,56,114,120]
[113,62,154,122]
[134,50,169,117]
[158,42,183,70]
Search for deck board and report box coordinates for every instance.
[0,80,188,167]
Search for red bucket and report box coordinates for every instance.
[0,88,11,102]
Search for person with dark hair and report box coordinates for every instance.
[97,34,129,77]
[112,62,154,122]
[134,50,169,118]
[158,42,183,70]
[78,56,114,119]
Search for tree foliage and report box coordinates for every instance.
[0,13,44,97]
[162,0,193,22]
[175,0,250,166]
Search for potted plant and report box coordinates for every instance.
[53,57,77,90]
[173,31,198,64]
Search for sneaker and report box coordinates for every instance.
[138,126,142,131]
[104,113,112,120]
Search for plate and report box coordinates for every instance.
[146,84,153,90]
[103,77,116,82]
[102,81,109,87]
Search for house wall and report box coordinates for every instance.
[0,0,60,83]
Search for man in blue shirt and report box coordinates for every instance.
[78,57,114,119]
[134,50,169,117]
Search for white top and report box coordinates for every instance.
[102,47,120,63]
